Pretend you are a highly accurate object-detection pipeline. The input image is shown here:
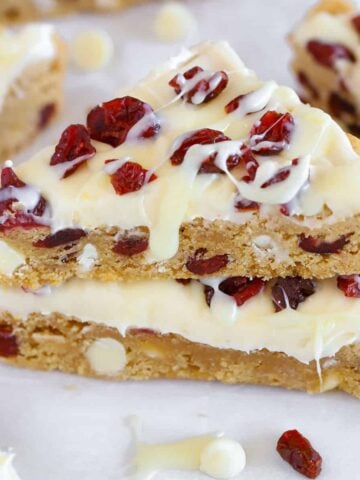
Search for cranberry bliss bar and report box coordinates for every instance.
[2,42,360,288]
[290,0,360,136]
[0,24,66,162]
[1,275,360,397]
[0,0,143,22]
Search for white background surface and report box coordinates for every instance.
[3,0,360,479]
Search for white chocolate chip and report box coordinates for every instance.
[86,338,127,375]
[153,2,197,42]
[72,30,114,71]
[199,438,246,479]
[0,241,25,277]
[0,451,21,480]
[78,243,98,272]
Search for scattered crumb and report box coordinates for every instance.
[72,30,114,71]
[153,2,197,42]
[64,384,78,391]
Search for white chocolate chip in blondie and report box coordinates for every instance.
[72,30,114,71]
[78,243,98,272]
[86,337,127,375]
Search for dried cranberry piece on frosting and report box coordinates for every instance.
[306,40,355,69]
[186,248,229,275]
[260,159,299,189]
[109,161,157,195]
[234,196,259,212]
[298,234,350,254]
[271,277,316,312]
[50,124,96,179]
[1,167,25,188]
[113,235,148,256]
[0,166,48,232]
[33,228,86,248]
[169,65,228,104]
[87,96,160,147]
[249,111,294,155]
[337,275,360,297]
[219,276,265,306]
[170,129,240,173]
[277,429,322,479]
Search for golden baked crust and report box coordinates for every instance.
[0,35,66,162]
[308,0,355,16]
[0,0,145,22]
[1,312,359,398]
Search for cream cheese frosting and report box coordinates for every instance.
[13,41,360,262]
[2,276,360,364]
[0,24,56,110]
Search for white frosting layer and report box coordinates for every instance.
[0,241,25,276]
[0,24,55,109]
[13,41,360,262]
[2,277,360,364]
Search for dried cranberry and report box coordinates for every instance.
[249,111,294,155]
[337,275,360,297]
[234,196,259,212]
[261,165,291,189]
[176,279,192,285]
[297,71,319,99]
[277,429,322,479]
[219,276,265,306]
[128,327,156,335]
[109,161,157,195]
[352,15,360,34]
[203,285,215,307]
[1,167,25,188]
[87,96,160,147]
[113,235,148,256]
[307,40,355,69]
[169,66,228,104]
[225,90,267,115]
[38,103,56,129]
[0,324,19,357]
[50,124,96,178]
[0,167,48,232]
[33,228,86,248]
[271,277,316,312]
[298,234,350,254]
[170,129,240,173]
[186,248,229,275]
[240,148,259,182]
[328,92,356,118]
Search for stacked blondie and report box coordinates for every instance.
[1,41,360,397]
